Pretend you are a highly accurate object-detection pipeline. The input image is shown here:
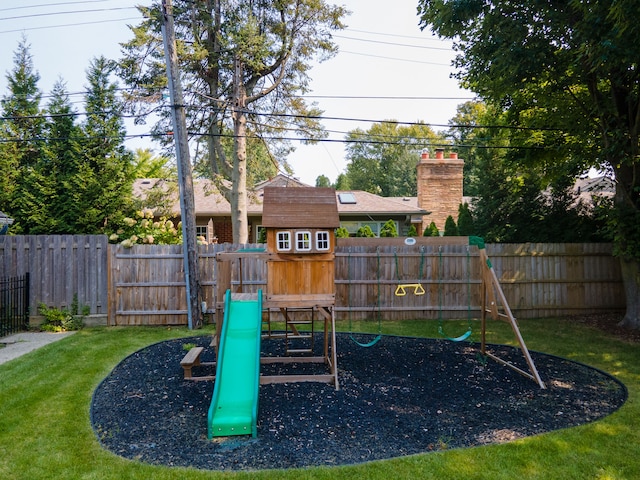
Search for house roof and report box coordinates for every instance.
[338,192,427,216]
[132,177,428,219]
[262,187,340,228]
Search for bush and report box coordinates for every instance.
[423,221,440,237]
[108,209,181,247]
[37,294,87,332]
[444,215,459,236]
[457,202,474,236]
[407,225,417,237]
[335,227,350,238]
[380,219,398,237]
[356,225,375,237]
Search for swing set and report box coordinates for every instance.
[341,236,546,389]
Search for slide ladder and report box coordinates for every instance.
[207,290,263,438]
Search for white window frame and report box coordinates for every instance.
[315,231,330,251]
[195,225,208,242]
[295,231,312,252]
[276,231,291,251]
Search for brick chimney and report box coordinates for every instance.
[416,148,464,233]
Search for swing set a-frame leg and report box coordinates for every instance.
[478,248,546,389]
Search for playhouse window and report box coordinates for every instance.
[316,231,330,251]
[276,231,291,251]
[295,231,312,251]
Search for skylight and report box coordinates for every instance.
[338,192,357,204]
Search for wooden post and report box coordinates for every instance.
[161,0,202,329]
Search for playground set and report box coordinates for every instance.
[182,187,545,440]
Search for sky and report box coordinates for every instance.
[0,0,473,185]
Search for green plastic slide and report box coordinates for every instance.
[207,289,262,438]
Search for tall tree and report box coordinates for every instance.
[75,56,135,233]
[315,174,331,188]
[42,80,84,232]
[119,0,348,243]
[0,37,45,233]
[419,0,640,328]
[343,121,445,197]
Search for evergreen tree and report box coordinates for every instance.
[456,202,474,236]
[41,80,84,232]
[443,216,458,236]
[0,38,45,233]
[407,225,418,237]
[335,227,350,238]
[76,56,135,233]
[423,221,440,237]
[334,173,351,191]
[380,219,398,238]
[356,225,375,237]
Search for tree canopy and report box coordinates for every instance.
[418,0,640,327]
[343,121,446,197]
[0,41,136,235]
[119,0,348,242]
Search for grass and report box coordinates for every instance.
[0,318,638,479]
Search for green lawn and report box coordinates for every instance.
[0,318,638,480]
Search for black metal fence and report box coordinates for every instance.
[1,273,30,337]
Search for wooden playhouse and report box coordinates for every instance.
[215,186,340,388]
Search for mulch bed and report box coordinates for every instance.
[90,328,627,472]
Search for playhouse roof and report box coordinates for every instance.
[261,187,340,228]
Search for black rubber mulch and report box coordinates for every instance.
[90,333,626,471]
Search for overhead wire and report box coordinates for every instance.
[0,2,556,151]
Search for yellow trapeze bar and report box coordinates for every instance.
[394,283,426,296]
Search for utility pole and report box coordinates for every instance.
[161,0,202,329]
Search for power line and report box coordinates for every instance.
[333,34,453,51]
[339,50,451,66]
[0,129,552,152]
[0,6,137,22]
[0,1,110,13]
[0,16,141,35]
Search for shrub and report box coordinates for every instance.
[380,219,398,237]
[457,202,474,236]
[335,227,350,238]
[444,215,459,236]
[37,294,87,332]
[356,225,375,237]
[423,221,440,237]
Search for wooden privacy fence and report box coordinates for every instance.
[334,240,625,321]
[0,235,108,318]
[0,236,626,326]
[110,239,624,325]
[109,243,266,325]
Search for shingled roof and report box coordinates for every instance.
[261,187,340,228]
[132,178,427,218]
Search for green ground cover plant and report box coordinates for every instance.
[0,318,638,479]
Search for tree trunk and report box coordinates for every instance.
[231,58,249,244]
[618,257,640,329]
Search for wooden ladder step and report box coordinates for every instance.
[180,346,204,379]
[286,348,313,354]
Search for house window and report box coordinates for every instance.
[276,231,291,251]
[196,225,208,242]
[295,231,312,251]
[316,231,330,251]
[338,221,398,237]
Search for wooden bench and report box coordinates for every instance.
[180,346,204,379]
